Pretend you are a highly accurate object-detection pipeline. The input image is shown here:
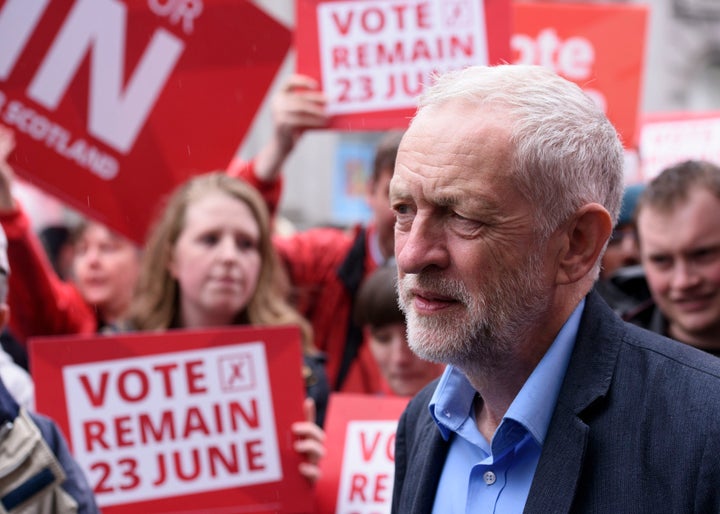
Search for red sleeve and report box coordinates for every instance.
[0,206,96,343]
[226,156,284,217]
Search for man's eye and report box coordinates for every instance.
[649,255,672,269]
[393,204,410,215]
[692,246,720,264]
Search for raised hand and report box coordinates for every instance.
[253,74,329,182]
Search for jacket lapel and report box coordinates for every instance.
[411,430,449,514]
[524,291,624,514]
[402,395,450,514]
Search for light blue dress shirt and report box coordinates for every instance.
[429,299,585,514]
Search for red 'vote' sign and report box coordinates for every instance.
[0,0,290,243]
[512,2,648,148]
[30,325,314,514]
[315,393,409,514]
[295,0,512,130]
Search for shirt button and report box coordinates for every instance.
[483,471,496,485]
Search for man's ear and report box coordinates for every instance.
[555,203,613,285]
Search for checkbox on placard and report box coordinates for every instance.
[443,0,473,28]
[218,352,256,392]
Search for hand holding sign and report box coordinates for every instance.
[291,397,327,485]
[253,74,330,184]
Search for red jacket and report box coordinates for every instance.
[228,158,387,394]
[0,206,96,344]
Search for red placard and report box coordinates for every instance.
[315,393,409,514]
[0,0,290,243]
[295,0,513,130]
[512,2,648,149]
[639,110,720,182]
[29,325,314,514]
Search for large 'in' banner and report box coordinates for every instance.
[0,0,290,243]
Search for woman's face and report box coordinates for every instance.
[73,222,140,322]
[368,322,445,396]
[169,191,262,328]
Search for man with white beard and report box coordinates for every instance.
[390,64,720,514]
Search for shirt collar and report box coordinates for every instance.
[429,299,585,444]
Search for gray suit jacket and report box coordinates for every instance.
[392,291,720,513]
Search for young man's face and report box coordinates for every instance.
[638,187,720,350]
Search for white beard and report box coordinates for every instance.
[397,250,549,370]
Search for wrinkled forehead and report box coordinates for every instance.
[392,104,514,190]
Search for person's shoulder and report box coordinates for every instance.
[623,322,720,371]
[617,322,720,411]
[583,292,720,387]
[27,411,101,513]
[27,411,65,447]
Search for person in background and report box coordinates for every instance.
[0,225,34,410]
[0,374,99,513]
[600,182,645,278]
[230,74,402,395]
[0,125,141,344]
[0,220,97,512]
[594,182,651,314]
[352,263,444,396]
[126,172,328,481]
[629,159,720,355]
[38,224,74,281]
[390,64,720,513]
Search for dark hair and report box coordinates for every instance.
[371,130,404,183]
[636,160,720,217]
[39,224,72,277]
[354,264,403,328]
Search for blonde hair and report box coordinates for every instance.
[130,172,316,353]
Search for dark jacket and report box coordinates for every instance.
[0,377,99,513]
[392,291,720,513]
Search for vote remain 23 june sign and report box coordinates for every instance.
[29,325,314,514]
[295,0,512,130]
[0,0,290,243]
